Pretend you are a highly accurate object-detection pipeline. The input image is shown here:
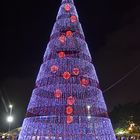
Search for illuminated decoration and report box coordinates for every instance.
[73,68,80,75]
[66,30,73,37]
[58,51,65,58]
[19,0,116,139]
[67,96,75,105]
[66,115,73,124]
[66,106,73,115]
[63,72,71,79]
[128,123,135,132]
[87,115,91,120]
[50,65,59,73]
[54,89,62,98]
[116,129,128,135]
[59,35,66,43]
[80,78,89,86]
[70,15,77,23]
[87,105,91,110]
[64,4,71,12]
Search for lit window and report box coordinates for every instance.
[73,68,80,75]
[80,79,89,86]
[54,89,62,98]
[66,31,73,37]
[58,51,65,58]
[67,96,75,105]
[64,4,71,12]
[66,106,73,114]
[59,35,66,43]
[66,115,73,124]
[63,72,71,80]
[50,65,59,73]
[70,15,77,23]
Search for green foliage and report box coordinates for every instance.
[109,102,140,133]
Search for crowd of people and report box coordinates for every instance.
[116,135,140,140]
[1,134,140,140]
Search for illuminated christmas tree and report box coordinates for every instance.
[18,0,116,139]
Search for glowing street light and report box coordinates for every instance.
[9,104,13,109]
[128,127,132,131]
[7,115,14,123]
[7,104,14,132]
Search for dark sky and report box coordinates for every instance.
[1,0,140,131]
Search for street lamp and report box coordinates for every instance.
[7,104,14,132]
[7,116,14,123]
[9,104,13,109]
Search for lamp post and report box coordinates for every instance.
[7,104,14,132]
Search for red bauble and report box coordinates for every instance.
[63,72,71,80]
[80,79,89,86]
[66,115,73,124]
[67,96,75,105]
[64,4,71,12]
[70,15,77,23]
[50,65,59,73]
[58,51,65,58]
[59,35,66,43]
[54,89,62,98]
[73,68,80,75]
[66,106,73,114]
[66,31,73,37]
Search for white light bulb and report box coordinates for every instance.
[9,105,13,108]
[87,115,91,119]
[7,116,14,123]
[87,105,91,110]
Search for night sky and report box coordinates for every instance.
[1,0,140,131]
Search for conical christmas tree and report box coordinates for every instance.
[18,0,116,139]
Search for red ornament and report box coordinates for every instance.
[64,4,71,12]
[63,72,71,80]
[50,65,59,73]
[59,35,66,43]
[66,115,73,124]
[54,89,62,98]
[73,68,80,75]
[58,51,65,58]
[80,79,89,86]
[70,15,77,23]
[66,31,73,37]
[67,96,75,105]
[66,106,73,114]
